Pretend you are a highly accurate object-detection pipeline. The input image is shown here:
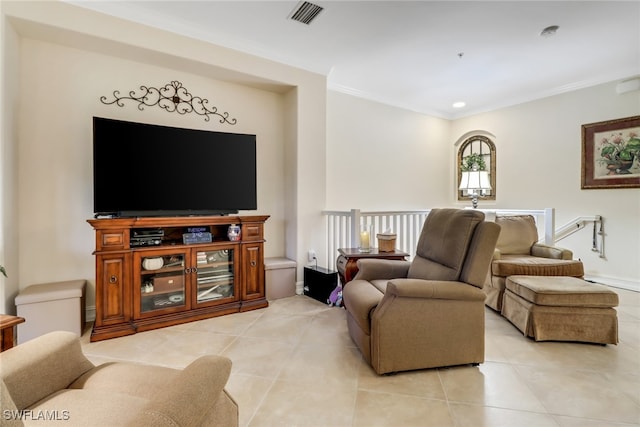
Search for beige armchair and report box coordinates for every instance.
[1,331,238,426]
[343,209,500,375]
[483,215,584,312]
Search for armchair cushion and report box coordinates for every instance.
[531,243,573,260]
[495,215,538,254]
[385,279,486,301]
[69,362,178,399]
[505,276,618,308]
[353,258,411,281]
[494,215,574,259]
[492,255,584,277]
[408,209,483,281]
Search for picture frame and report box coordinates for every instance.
[581,115,640,189]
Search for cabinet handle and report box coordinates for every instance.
[250,260,257,267]
[192,267,198,273]
[185,267,192,274]
[109,275,118,284]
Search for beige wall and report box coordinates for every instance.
[1,1,327,316]
[0,4,21,314]
[327,92,452,210]
[451,81,640,288]
[327,81,640,289]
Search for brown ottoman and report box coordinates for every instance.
[501,275,618,344]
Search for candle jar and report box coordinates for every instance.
[358,224,372,253]
[227,224,241,241]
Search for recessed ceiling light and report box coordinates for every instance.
[540,25,559,37]
[453,102,466,108]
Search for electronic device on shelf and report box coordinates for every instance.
[130,238,162,247]
[130,228,164,247]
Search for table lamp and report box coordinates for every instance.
[459,169,492,208]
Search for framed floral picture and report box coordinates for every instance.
[581,115,640,189]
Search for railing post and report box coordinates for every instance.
[350,209,361,247]
[544,207,555,245]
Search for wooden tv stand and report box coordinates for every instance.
[88,215,269,342]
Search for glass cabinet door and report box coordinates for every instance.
[195,248,236,305]
[137,251,187,316]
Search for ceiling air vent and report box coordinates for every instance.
[289,1,324,25]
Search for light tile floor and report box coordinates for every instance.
[81,287,640,427]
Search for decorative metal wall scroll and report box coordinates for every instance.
[100,80,237,125]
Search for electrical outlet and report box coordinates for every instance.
[308,250,317,262]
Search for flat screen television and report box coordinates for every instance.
[93,117,257,217]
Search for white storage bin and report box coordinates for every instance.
[15,280,86,344]
[264,258,297,300]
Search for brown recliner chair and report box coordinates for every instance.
[483,215,584,312]
[342,209,501,375]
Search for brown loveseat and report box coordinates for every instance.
[483,215,584,312]
[0,331,238,426]
[343,209,500,375]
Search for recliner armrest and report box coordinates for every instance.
[531,243,573,260]
[0,331,95,410]
[386,279,486,301]
[352,259,411,281]
[128,355,234,426]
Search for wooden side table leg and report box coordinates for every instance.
[0,315,25,352]
[344,259,359,284]
[0,328,15,351]
[1,327,15,351]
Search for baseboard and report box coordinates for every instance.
[86,306,96,322]
[584,275,640,292]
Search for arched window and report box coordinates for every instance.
[457,135,496,202]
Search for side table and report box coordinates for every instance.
[336,248,410,285]
[0,314,25,352]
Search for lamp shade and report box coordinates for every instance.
[459,171,492,192]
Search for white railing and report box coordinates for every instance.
[322,208,603,270]
[553,215,605,258]
[323,209,430,267]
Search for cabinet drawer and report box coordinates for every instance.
[242,224,263,241]
[96,229,128,251]
[152,275,184,293]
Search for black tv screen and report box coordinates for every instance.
[93,117,257,217]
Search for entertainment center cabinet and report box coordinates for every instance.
[88,215,269,342]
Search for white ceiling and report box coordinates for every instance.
[69,1,640,119]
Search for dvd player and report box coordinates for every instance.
[132,228,164,238]
[130,237,162,247]
[131,228,164,247]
